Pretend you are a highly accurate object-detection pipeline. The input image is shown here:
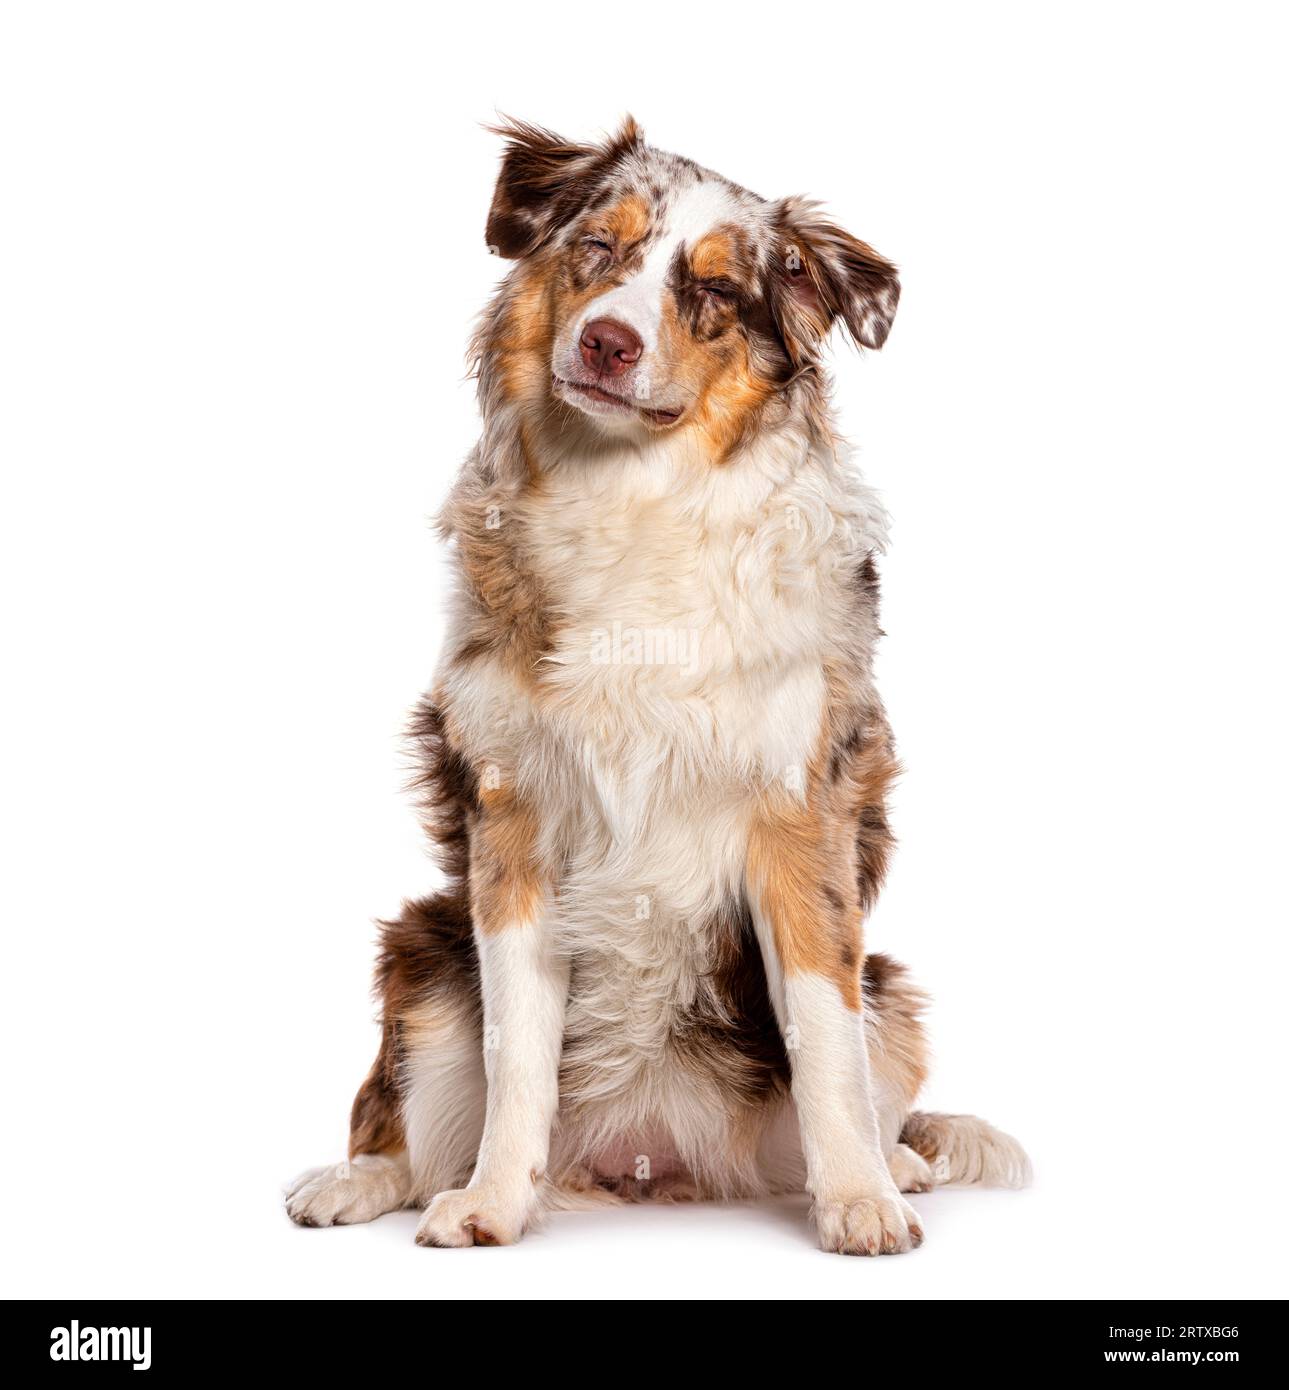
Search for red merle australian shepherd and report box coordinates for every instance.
[287,118,1028,1255]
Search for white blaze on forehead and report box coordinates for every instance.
[578,180,745,355]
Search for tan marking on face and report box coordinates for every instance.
[654,292,775,462]
[470,782,545,932]
[692,341,776,461]
[495,265,556,406]
[488,253,609,434]
[688,229,738,282]
[550,274,622,346]
[597,193,650,249]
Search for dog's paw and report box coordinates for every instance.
[285,1155,409,1228]
[414,1186,531,1248]
[813,1191,924,1255]
[887,1142,935,1193]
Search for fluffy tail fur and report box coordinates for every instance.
[900,1111,1031,1188]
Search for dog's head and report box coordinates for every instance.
[479,118,899,458]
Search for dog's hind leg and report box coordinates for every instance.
[857,955,1030,1189]
[886,1142,935,1193]
[286,892,484,1229]
[858,953,936,1193]
[899,1111,1031,1188]
[400,991,486,1210]
[285,1022,414,1227]
[285,1154,412,1227]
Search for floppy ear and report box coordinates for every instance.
[484,116,644,259]
[771,197,901,361]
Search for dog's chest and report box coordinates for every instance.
[523,477,832,794]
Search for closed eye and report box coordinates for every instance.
[697,280,736,301]
[584,236,614,254]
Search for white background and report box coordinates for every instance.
[2,1,1287,1300]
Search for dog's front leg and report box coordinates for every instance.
[747,803,923,1255]
[415,786,565,1248]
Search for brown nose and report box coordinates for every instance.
[579,318,643,376]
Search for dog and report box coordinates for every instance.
[286,117,1028,1255]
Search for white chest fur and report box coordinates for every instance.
[527,433,868,775]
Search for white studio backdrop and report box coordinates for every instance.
[1,1,1286,1299]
